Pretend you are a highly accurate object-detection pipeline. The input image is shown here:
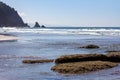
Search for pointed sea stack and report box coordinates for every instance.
[41,25,46,28]
[0,1,27,27]
[34,22,40,28]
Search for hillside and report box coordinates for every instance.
[0,2,27,27]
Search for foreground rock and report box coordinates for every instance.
[55,54,107,64]
[51,52,120,74]
[106,51,120,62]
[22,59,54,64]
[80,44,100,49]
[55,52,120,64]
[0,1,27,27]
[51,61,117,74]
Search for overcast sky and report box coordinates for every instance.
[1,0,120,27]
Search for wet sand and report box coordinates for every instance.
[0,35,18,41]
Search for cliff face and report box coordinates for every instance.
[0,2,27,27]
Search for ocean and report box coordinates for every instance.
[0,27,120,80]
[1,27,120,36]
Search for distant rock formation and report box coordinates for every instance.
[34,22,40,28]
[0,1,27,27]
[41,25,46,28]
[33,22,46,28]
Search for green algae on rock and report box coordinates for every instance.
[51,61,118,74]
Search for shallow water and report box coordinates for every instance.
[0,30,120,80]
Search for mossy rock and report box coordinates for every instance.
[55,54,107,64]
[51,61,118,74]
[106,51,120,62]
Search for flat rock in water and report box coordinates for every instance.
[80,44,100,49]
[51,61,118,74]
[55,54,107,64]
[106,51,120,62]
[22,59,54,64]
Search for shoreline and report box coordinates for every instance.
[0,34,18,42]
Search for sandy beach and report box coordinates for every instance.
[0,35,18,41]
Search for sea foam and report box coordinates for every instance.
[0,27,120,36]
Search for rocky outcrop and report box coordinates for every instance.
[22,59,54,64]
[51,52,120,74]
[55,54,107,64]
[0,2,27,27]
[54,52,120,64]
[33,22,46,28]
[106,51,120,62]
[51,61,117,74]
[34,22,40,28]
[79,44,100,49]
[41,25,46,28]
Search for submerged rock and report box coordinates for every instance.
[80,44,100,49]
[22,59,54,64]
[51,61,117,74]
[0,1,27,27]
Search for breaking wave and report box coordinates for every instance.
[0,27,120,36]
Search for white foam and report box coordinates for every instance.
[0,27,120,36]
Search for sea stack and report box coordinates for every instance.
[41,25,46,28]
[0,1,27,27]
[34,22,40,28]
[33,22,46,28]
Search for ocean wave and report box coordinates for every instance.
[0,27,120,36]
[0,55,42,59]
